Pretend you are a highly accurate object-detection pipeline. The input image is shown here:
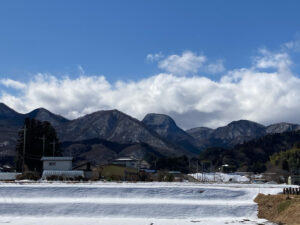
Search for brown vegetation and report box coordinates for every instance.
[255,193,300,225]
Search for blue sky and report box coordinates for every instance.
[1,0,300,128]
[1,0,300,81]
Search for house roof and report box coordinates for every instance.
[41,156,73,161]
[113,157,138,161]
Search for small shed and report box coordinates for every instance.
[41,156,84,180]
[41,156,73,171]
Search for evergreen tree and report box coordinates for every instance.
[16,118,61,172]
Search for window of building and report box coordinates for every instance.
[49,162,56,166]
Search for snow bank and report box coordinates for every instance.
[189,172,250,183]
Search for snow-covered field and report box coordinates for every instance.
[0,182,289,225]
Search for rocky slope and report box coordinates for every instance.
[142,113,199,153]
[27,108,69,127]
[266,122,300,134]
[56,110,188,157]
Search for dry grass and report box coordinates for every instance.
[255,193,300,225]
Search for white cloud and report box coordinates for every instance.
[1,47,300,129]
[254,48,292,71]
[0,79,26,89]
[206,60,225,74]
[146,52,164,62]
[155,51,225,75]
[282,39,300,52]
[158,51,206,75]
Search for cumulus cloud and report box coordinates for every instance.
[0,79,26,89]
[254,48,292,71]
[154,51,225,75]
[1,47,300,129]
[158,51,206,75]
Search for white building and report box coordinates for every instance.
[41,157,73,171]
[0,172,21,181]
[41,156,84,179]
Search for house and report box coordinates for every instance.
[41,156,84,180]
[140,160,151,169]
[96,164,139,181]
[112,157,151,169]
[73,162,94,179]
[0,165,14,172]
[112,157,139,168]
[0,164,21,181]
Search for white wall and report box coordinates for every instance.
[43,160,72,171]
[0,172,21,180]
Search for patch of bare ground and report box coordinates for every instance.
[254,193,300,225]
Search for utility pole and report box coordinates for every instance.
[202,162,204,182]
[196,160,199,181]
[38,135,46,156]
[50,140,56,156]
[22,124,27,173]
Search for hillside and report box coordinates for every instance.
[187,120,300,150]
[0,105,69,165]
[56,110,189,157]
[1,102,300,169]
[199,130,300,173]
[0,104,193,166]
[61,138,162,167]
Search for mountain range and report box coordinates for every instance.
[0,102,300,167]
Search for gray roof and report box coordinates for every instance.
[113,157,138,161]
[41,156,73,161]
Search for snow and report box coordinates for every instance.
[190,172,250,183]
[0,182,292,225]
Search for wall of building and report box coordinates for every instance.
[98,164,138,181]
[43,160,72,171]
[113,161,138,168]
[0,172,21,181]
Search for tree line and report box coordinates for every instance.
[16,118,61,172]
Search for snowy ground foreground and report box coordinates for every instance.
[190,172,250,182]
[0,182,291,225]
